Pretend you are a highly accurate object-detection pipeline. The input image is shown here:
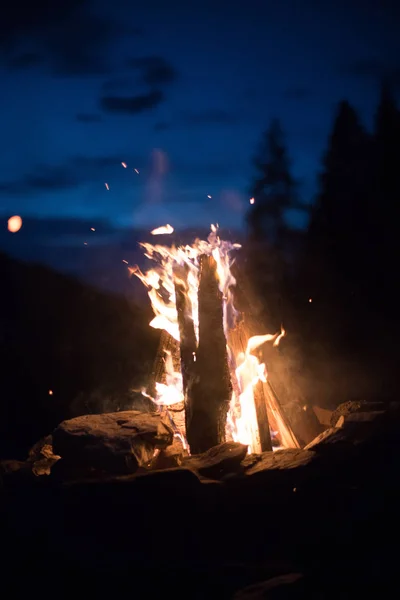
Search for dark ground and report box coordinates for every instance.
[1,251,399,598]
[2,416,399,599]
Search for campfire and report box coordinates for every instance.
[132,224,299,455]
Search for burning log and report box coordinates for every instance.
[147,329,180,398]
[186,255,232,454]
[173,263,197,396]
[228,320,273,452]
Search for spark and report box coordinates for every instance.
[134,168,139,174]
[90,227,95,231]
[207,194,212,198]
[122,259,129,264]
[84,242,88,246]
[309,298,312,303]
[250,197,255,205]
[151,224,174,235]
[48,390,53,396]
[121,162,127,168]
[105,183,109,190]
[7,215,22,233]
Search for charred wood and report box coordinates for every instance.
[186,255,232,454]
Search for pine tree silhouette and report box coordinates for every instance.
[247,118,297,247]
[372,80,400,303]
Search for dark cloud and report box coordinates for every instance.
[100,90,164,114]
[1,2,132,76]
[126,56,177,86]
[182,109,237,125]
[0,155,126,196]
[101,76,138,93]
[76,113,103,123]
[283,86,311,100]
[0,166,79,195]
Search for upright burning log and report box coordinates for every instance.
[173,264,197,396]
[186,255,232,454]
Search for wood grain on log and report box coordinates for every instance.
[173,263,197,396]
[186,255,232,454]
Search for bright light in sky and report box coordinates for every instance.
[7,215,22,233]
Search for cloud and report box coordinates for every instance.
[126,56,177,86]
[282,86,311,100]
[76,113,103,123]
[0,1,131,76]
[101,76,138,93]
[100,90,164,114]
[0,155,126,196]
[0,166,79,195]
[182,109,237,125]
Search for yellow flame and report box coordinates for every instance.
[134,225,293,454]
[151,224,174,235]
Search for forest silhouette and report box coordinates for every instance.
[245,81,400,409]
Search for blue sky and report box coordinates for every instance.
[0,0,399,231]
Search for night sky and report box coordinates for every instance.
[1,0,399,231]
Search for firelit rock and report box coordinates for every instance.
[182,441,248,479]
[150,437,188,470]
[243,448,316,475]
[52,411,173,474]
[330,400,386,427]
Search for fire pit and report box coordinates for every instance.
[132,224,299,456]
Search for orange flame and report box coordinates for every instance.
[134,225,292,454]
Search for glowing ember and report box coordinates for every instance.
[7,215,22,233]
[105,183,110,190]
[150,224,174,235]
[134,168,139,174]
[207,194,212,198]
[48,390,53,395]
[91,227,95,231]
[134,224,295,455]
[250,197,255,204]
[121,162,127,168]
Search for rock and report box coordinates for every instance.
[28,435,54,462]
[330,400,386,427]
[304,414,388,452]
[233,573,305,599]
[150,437,188,470]
[182,442,248,479]
[336,411,385,426]
[27,435,61,476]
[52,411,174,475]
[244,449,316,476]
